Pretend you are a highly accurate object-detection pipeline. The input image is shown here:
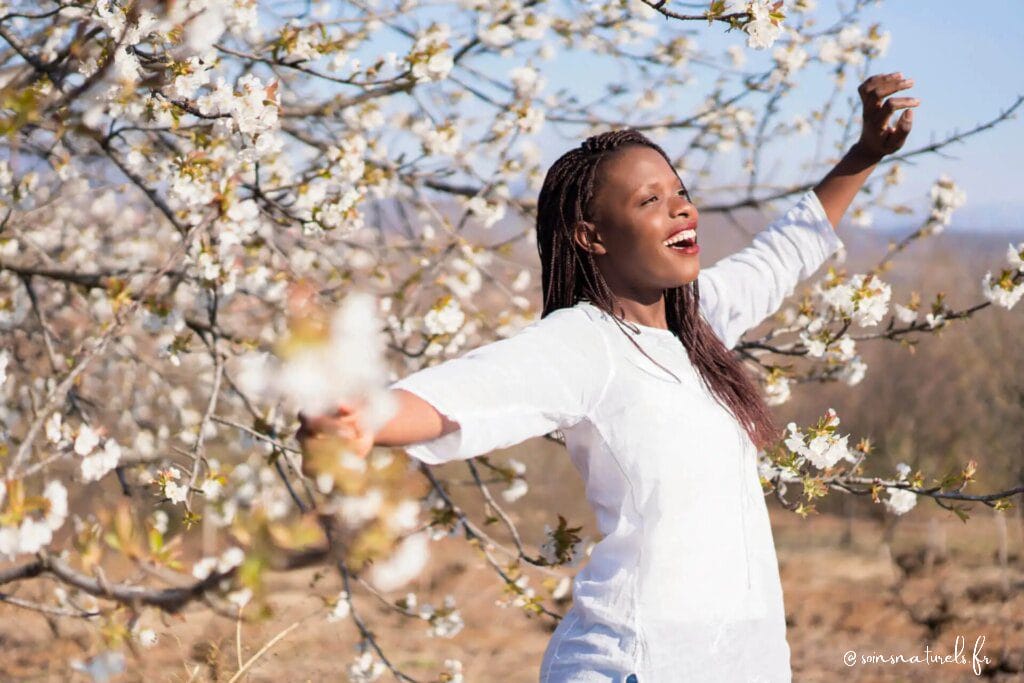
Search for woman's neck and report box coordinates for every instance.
[609,294,669,330]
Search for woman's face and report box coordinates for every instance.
[578,145,700,302]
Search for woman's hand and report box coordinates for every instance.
[856,72,919,160]
[296,401,375,478]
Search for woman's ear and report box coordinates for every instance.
[572,221,606,255]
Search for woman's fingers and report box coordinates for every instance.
[881,96,920,113]
[296,412,360,442]
[859,72,913,104]
[884,109,914,147]
[296,400,367,452]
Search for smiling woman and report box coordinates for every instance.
[381,127,849,682]
[299,72,919,683]
[571,145,704,307]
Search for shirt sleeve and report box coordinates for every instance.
[697,189,845,350]
[386,307,613,465]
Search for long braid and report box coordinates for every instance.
[535,128,778,450]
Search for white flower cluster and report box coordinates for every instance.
[476,8,550,50]
[199,461,293,528]
[368,530,430,592]
[744,0,784,50]
[883,463,917,515]
[196,74,282,155]
[769,41,810,85]
[818,24,891,66]
[411,119,461,157]
[795,316,866,384]
[407,592,465,638]
[981,241,1024,310]
[80,434,122,483]
[783,409,854,470]
[408,23,455,83]
[326,590,352,623]
[441,659,464,683]
[272,291,397,431]
[0,480,68,560]
[764,375,791,405]
[423,296,466,336]
[327,135,369,185]
[43,416,123,483]
[152,466,189,505]
[495,573,536,609]
[134,626,159,648]
[509,65,547,99]
[347,650,387,683]
[463,195,507,230]
[926,174,966,233]
[884,488,917,515]
[192,546,246,580]
[501,458,529,503]
[815,272,892,327]
[491,101,546,138]
[654,36,699,68]
[694,99,756,152]
[169,56,213,99]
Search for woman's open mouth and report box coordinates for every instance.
[663,228,699,255]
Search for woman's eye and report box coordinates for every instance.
[642,189,689,205]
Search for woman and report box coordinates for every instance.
[298,72,918,682]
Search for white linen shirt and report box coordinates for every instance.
[388,190,844,682]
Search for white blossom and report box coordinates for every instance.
[423,297,466,336]
[744,0,784,50]
[327,591,352,622]
[982,270,1024,310]
[884,487,917,516]
[347,650,387,683]
[764,374,791,406]
[368,530,430,592]
[817,273,891,327]
[463,196,506,229]
[74,425,100,456]
[926,174,966,231]
[81,438,121,483]
[275,291,397,432]
[164,480,188,505]
[783,415,852,470]
[837,356,867,386]
[502,477,529,503]
[1008,242,1024,272]
[135,628,159,648]
[894,303,917,324]
[43,480,68,531]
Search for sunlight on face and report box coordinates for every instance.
[585,145,701,300]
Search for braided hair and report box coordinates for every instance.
[535,128,778,451]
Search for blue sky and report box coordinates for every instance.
[531,1,1024,232]
[821,0,1024,231]
[347,1,1023,232]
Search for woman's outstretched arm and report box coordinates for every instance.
[373,389,460,446]
[297,389,459,459]
[297,307,611,465]
[813,72,918,227]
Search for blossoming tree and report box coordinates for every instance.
[0,0,1022,679]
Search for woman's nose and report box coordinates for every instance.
[671,196,696,220]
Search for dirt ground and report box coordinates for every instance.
[2,505,1022,683]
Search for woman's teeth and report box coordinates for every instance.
[663,228,697,248]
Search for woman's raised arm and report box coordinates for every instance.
[813,72,917,226]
